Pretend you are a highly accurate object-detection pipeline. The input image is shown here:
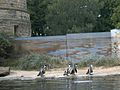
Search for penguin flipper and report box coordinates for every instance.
[86,69,89,74]
[75,68,77,73]
[37,72,41,76]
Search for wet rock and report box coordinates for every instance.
[0,67,10,77]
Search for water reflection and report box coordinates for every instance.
[0,75,120,90]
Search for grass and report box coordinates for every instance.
[3,53,69,70]
[3,53,120,70]
[77,56,120,68]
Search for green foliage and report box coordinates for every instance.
[27,0,120,35]
[5,53,68,70]
[27,0,49,36]
[93,0,115,32]
[0,33,13,58]
[5,55,120,70]
[111,5,120,28]
[77,57,120,68]
[45,0,100,35]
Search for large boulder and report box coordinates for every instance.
[0,67,10,77]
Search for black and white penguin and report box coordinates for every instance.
[86,64,93,75]
[63,63,77,76]
[69,64,77,75]
[63,63,72,76]
[37,65,47,77]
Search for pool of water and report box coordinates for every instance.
[0,75,120,90]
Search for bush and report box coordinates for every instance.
[0,32,13,58]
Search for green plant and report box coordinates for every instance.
[77,56,120,68]
[0,32,13,58]
[5,53,69,70]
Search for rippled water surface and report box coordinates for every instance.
[0,75,120,90]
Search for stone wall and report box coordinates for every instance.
[0,0,27,11]
[0,0,31,37]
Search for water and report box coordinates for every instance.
[0,75,120,90]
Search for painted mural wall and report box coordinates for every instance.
[15,32,115,62]
[111,29,120,57]
[66,32,111,62]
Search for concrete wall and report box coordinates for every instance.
[15,32,113,61]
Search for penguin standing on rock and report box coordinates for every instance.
[37,65,47,77]
[86,64,93,75]
[63,63,77,76]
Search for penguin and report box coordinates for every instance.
[86,64,93,75]
[63,63,77,76]
[37,65,47,77]
[63,63,72,76]
[70,64,77,75]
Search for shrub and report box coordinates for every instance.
[0,32,13,58]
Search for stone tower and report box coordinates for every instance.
[0,0,31,37]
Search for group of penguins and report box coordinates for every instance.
[37,64,93,77]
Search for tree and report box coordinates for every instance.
[94,0,120,32]
[27,0,49,36]
[111,1,120,29]
[45,0,100,35]
[27,0,120,36]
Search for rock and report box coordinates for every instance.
[0,67,10,77]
